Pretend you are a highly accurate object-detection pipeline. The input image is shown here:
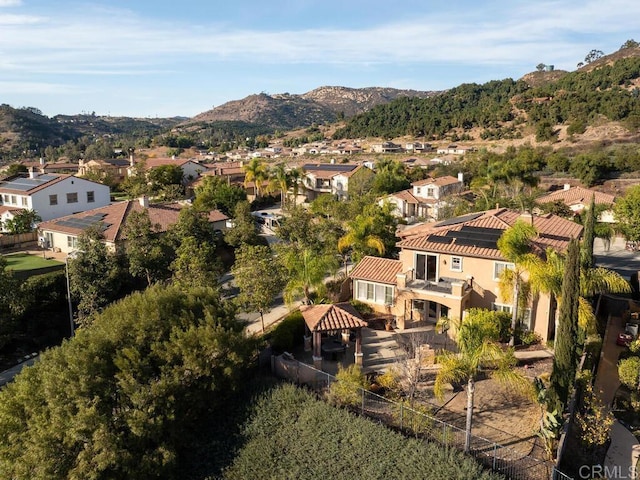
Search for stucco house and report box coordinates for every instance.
[38,197,228,254]
[535,184,616,223]
[302,163,375,201]
[0,173,110,222]
[349,208,583,344]
[133,157,210,184]
[379,175,465,223]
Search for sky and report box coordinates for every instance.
[1,0,639,118]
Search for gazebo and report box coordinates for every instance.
[299,302,368,370]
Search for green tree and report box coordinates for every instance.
[67,226,123,324]
[614,185,640,241]
[434,308,531,453]
[193,175,246,216]
[497,220,538,346]
[0,284,252,480]
[549,239,580,412]
[0,257,21,349]
[224,201,261,247]
[243,158,268,199]
[170,236,221,287]
[582,194,596,268]
[280,245,337,305]
[148,164,184,188]
[5,163,28,176]
[121,210,171,286]
[372,159,410,195]
[232,244,285,331]
[338,214,385,263]
[287,167,303,207]
[267,163,289,207]
[4,209,41,234]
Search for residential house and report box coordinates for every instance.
[535,184,616,222]
[302,163,375,201]
[349,208,583,343]
[0,172,110,222]
[404,142,432,153]
[371,141,403,153]
[37,196,228,254]
[379,175,465,223]
[78,158,132,183]
[134,157,210,184]
[436,145,476,155]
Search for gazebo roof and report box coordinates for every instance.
[300,303,368,332]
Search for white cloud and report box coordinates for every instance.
[0,0,22,7]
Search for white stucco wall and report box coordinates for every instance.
[29,177,110,221]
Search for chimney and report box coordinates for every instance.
[564,184,571,190]
[28,166,35,179]
[139,196,149,208]
[39,157,45,166]
[129,149,135,167]
[457,172,464,183]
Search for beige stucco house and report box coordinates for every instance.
[350,208,583,343]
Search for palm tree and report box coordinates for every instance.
[287,167,303,207]
[434,309,531,453]
[497,220,539,346]
[338,214,385,265]
[281,246,338,305]
[268,163,289,207]
[243,158,268,199]
[527,248,631,334]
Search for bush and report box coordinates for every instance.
[225,384,503,480]
[618,356,640,390]
[328,364,368,407]
[350,299,373,316]
[270,311,305,353]
[519,330,542,347]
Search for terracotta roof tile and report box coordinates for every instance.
[300,303,368,332]
[349,256,403,284]
[412,175,461,187]
[535,186,615,207]
[397,208,582,259]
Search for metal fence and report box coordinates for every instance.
[274,356,573,480]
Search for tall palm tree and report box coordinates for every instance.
[434,309,531,453]
[287,167,303,207]
[338,214,386,265]
[497,220,539,346]
[243,158,268,199]
[527,248,631,334]
[268,163,289,207]
[281,246,338,305]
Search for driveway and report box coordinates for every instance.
[594,237,640,280]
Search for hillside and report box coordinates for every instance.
[0,105,183,163]
[187,86,438,131]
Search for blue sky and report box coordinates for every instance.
[1,0,639,118]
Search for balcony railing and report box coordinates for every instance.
[403,270,470,296]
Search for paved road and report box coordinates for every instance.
[0,355,38,387]
[594,237,640,280]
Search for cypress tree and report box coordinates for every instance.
[582,194,596,268]
[549,238,580,412]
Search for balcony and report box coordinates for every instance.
[399,270,471,297]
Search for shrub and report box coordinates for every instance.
[327,364,368,407]
[519,330,542,347]
[270,311,305,353]
[349,299,373,316]
[618,356,640,390]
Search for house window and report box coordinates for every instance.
[2,194,8,204]
[491,302,513,314]
[520,308,532,331]
[415,253,438,282]
[67,236,78,248]
[450,256,463,272]
[87,191,95,203]
[426,187,435,197]
[66,192,78,204]
[493,261,514,281]
[356,280,394,305]
[21,197,28,206]
[49,194,58,206]
[416,187,421,195]
[10,195,16,205]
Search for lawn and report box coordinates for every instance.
[3,253,64,271]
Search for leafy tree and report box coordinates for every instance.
[575,383,615,463]
[232,244,285,332]
[5,163,28,176]
[286,167,303,207]
[614,185,640,241]
[618,356,640,391]
[275,205,318,249]
[267,163,289,207]
[121,159,152,198]
[148,164,184,190]
[536,63,546,72]
[584,49,605,64]
[535,121,556,142]
[0,284,252,479]
[621,39,639,49]
[67,226,123,324]
[4,209,41,234]
[122,210,171,286]
[328,364,369,407]
[338,214,385,263]
[193,175,247,216]
[169,205,216,246]
[243,158,268,199]
[170,236,221,287]
[224,201,261,247]
[434,308,531,453]
[549,239,580,412]
[371,158,410,195]
[0,257,21,349]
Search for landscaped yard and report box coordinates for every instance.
[3,253,63,271]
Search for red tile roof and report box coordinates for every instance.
[397,208,582,259]
[38,200,227,242]
[535,186,615,208]
[349,256,403,284]
[412,175,461,187]
[300,303,368,332]
[143,158,204,169]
